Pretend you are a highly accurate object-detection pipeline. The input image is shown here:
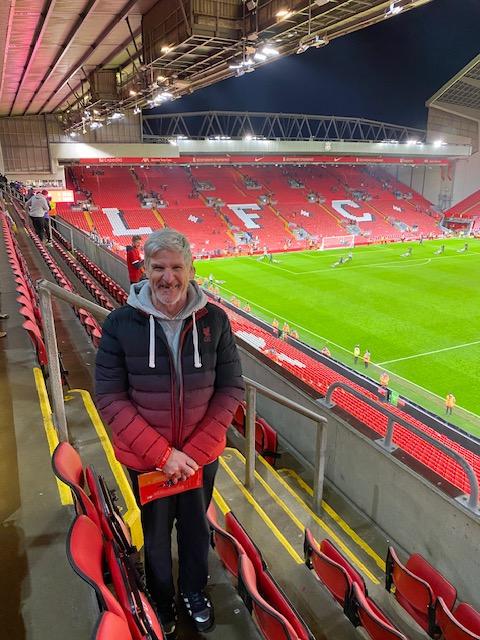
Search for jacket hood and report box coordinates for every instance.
[127,279,208,369]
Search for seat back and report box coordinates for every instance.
[406,554,457,611]
[85,466,133,553]
[52,443,100,525]
[67,515,126,622]
[238,554,299,640]
[352,583,407,640]
[386,546,434,630]
[92,612,133,640]
[104,538,164,640]
[207,503,244,578]
[304,529,359,607]
[257,568,313,640]
[436,598,480,640]
[225,510,265,576]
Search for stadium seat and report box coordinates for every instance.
[304,528,365,609]
[85,466,135,555]
[351,583,408,640]
[67,515,127,622]
[92,612,133,640]
[435,597,480,640]
[385,546,457,634]
[104,535,164,640]
[225,511,313,640]
[238,553,300,640]
[51,442,100,526]
[207,502,244,579]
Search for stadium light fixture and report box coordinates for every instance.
[406,139,417,145]
[90,122,103,129]
[276,9,292,19]
[69,131,78,138]
[129,90,137,96]
[161,45,173,54]
[133,106,141,115]
[262,46,279,56]
[109,112,124,120]
[244,134,253,140]
[385,1,403,18]
[433,139,444,148]
[254,51,267,61]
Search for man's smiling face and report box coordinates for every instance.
[146,249,194,317]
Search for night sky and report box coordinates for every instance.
[156,0,480,129]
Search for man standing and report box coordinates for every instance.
[126,234,145,284]
[353,344,360,364]
[95,229,244,635]
[363,349,371,369]
[445,393,456,416]
[26,191,49,241]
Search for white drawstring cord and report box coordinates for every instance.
[148,315,156,368]
[192,312,202,368]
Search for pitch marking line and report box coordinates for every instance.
[378,339,480,365]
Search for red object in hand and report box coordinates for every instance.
[138,468,203,505]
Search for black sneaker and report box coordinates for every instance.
[157,599,177,636]
[181,591,214,632]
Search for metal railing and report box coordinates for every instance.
[243,377,327,513]
[321,382,479,514]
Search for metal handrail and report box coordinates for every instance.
[321,382,479,514]
[243,376,327,513]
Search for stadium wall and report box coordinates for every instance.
[451,151,480,206]
[238,343,480,607]
[384,165,443,206]
[427,106,478,152]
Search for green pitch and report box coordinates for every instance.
[195,238,480,437]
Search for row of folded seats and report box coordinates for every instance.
[2,212,49,367]
[304,529,480,640]
[207,502,314,640]
[51,441,165,640]
[232,401,279,465]
[53,230,128,305]
[51,237,114,310]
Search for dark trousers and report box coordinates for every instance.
[129,459,218,605]
[31,216,45,240]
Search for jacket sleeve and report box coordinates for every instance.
[95,313,171,468]
[182,312,244,465]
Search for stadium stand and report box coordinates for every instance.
[445,189,480,219]
[57,166,442,253]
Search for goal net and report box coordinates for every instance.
[320,235,355,251]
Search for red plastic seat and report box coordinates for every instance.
[207,502,244,578]
[67,515,126,622]
[304,528,365,607]
[22,319,48,366]
[435,597,480,640]
[225,510,265,576]
[51,442,100,526]
[92,612,133,640]
[386,546,457,633]
[238,553,299,640]
[352,583,408,640]
[85,466,134,554]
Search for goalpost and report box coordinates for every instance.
[319,235,355,251]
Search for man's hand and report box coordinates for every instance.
[161,448,198,482]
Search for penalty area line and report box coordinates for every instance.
[378,339,480,365]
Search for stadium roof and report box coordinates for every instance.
[0,0,432,124]
[427,53,480,121]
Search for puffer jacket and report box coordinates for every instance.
[95,302,244,471]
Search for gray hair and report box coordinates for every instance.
[144,229,192,267]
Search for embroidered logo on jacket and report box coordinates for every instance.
[202,326,212,342]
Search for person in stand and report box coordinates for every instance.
[95,229,244,634]
[26,191,49,241]
[353,344,360,364]
[380,371,390,388]
[445,393,456,416]
[321,345,331,357]
[282,322,290,340]
[290,328,299,340]
[126,235,145,284]
[272,318,279,337]
[363,349,371,369]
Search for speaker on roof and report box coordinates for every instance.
[89,70,118,102]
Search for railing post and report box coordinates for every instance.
[313,421,327,514]
[70,226,74,252]
[245,383,257,491]
[376,416,398,452]
[38,285,69,443]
